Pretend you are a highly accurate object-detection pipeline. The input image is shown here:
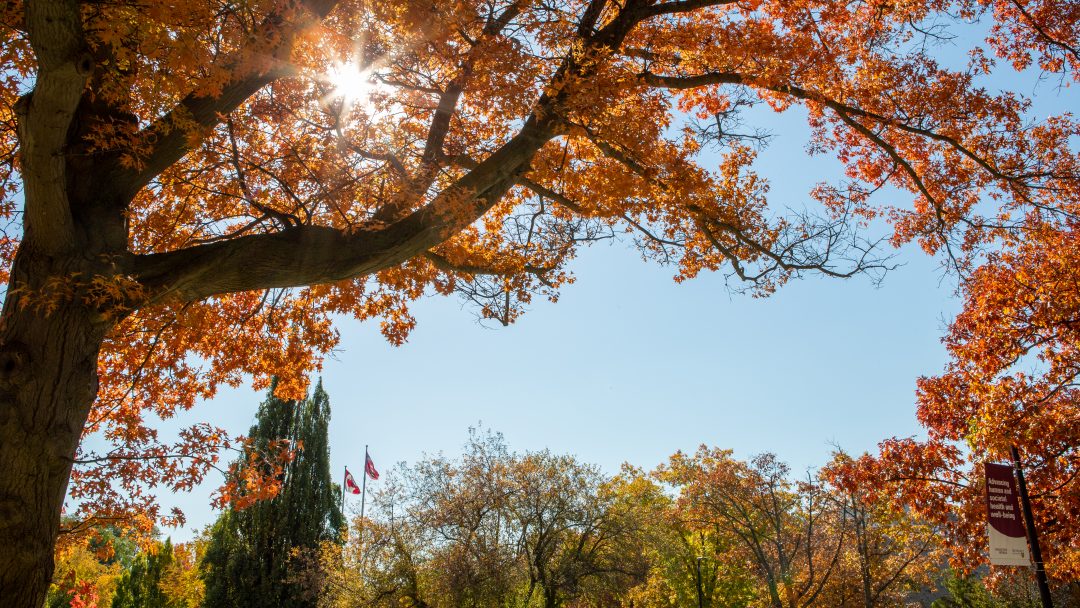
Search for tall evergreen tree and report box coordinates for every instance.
[201,379,345,608]
[112,539,176,608]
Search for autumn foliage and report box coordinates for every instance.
[829,220,1080,582]
[1,0,1079,604]
[45,437,1078,607]
[304,434,947,608]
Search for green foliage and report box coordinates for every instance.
[611,471,755,608]
[931,575,995,608]
[930,572,1023,608]
[200,378,345,608]
[112,539,176,608]
[87,525,141,571]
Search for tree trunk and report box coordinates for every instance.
[0,245,111,607]
[854,504,874,608]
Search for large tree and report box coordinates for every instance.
[613,466,756,608]
[199,379,344,608]
[819,454,943,608]
[112,538,177,608]
[662,448,848,608]
[315,430,642,608]
[830,224,1080,588]
[0,0,1077,605]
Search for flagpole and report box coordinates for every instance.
[360,445,368,534]
[1011,445,1054,608]
[340,466,346,519]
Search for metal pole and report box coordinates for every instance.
[1011,445,1054,608]
[357,446,370,577]
[360,445,368,538]
[695,556,705,608]
[360,444,369,524]
[340,466,345,518]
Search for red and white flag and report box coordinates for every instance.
[365,452,380,480]
[343,467,362,494]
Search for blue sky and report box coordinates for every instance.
[138,19,1080,540]
[163,233,960,540]
[155,104,966,540]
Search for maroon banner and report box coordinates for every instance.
[985,462,1030,566]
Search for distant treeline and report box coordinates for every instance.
[48,384,1079,608]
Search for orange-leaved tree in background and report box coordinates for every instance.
[829,220,1080,588]
[661,448,848,608]
[0,0,1077,605]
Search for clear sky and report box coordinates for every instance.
[153,103,968,540]
[137,22,1079,540]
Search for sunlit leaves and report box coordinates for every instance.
[3,0,1078,541]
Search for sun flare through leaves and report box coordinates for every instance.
[323,60,388,116]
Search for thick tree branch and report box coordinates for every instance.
[17,0,92,253]
[363,73,470,224]
[109,0,343,202]
[640,0,741,19]
[132,117,559,302]
[371,2,526,224]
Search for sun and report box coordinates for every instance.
[325,60,379,111]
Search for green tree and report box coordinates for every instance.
[111,539,177,608]
[200,378,345,608]
[930,573,1007,608]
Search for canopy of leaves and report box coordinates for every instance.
[112,539,177,608]
[1,0,1077,546]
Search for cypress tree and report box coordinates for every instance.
[112,539,176,608]
[201,378,345,608]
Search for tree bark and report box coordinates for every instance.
[0,245,112,606]
[0,265,113,604]
[0,245,114,604]
[853,504,874,608]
